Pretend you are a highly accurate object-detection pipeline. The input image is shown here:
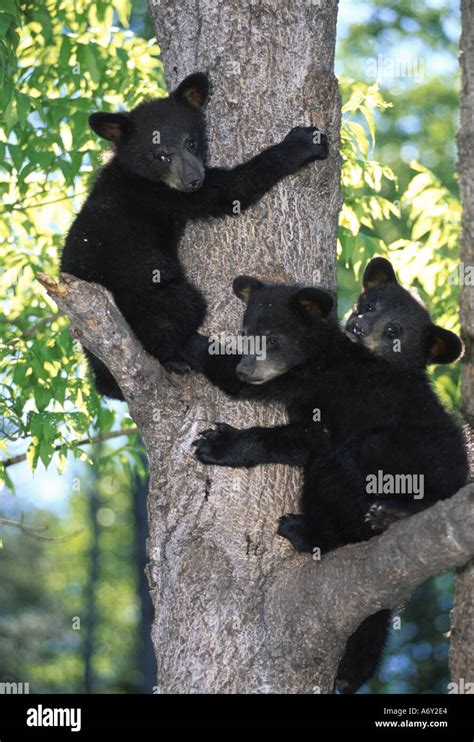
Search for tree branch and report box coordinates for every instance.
[35,273,167,404]
[266,485,474,657]
[6,191,88,212]
[22,313,58,337]
[0,517,82,542]
[2,427,138,469]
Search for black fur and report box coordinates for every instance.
[61,72,328,399]
[189,259,468,692]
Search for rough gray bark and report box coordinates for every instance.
[450,0,474,686]
[450,561,474,684]
[146,0,341,693]
[37,273,474,690]
[459,0,474,426]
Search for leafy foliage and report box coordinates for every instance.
[338,79,461,411]
[337,0,460,193]
[0,0,164,486]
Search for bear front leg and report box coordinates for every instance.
[193,422,312,467]
[184,126,329,219]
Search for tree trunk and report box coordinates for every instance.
[450,0,474,684]
[459,1,474,427]
[146,0,342,692]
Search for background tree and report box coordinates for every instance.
[450,0,474,685]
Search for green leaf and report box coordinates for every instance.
[0,2,21,23]
[12,361,28,387]
[338,228,358,265]
[15,91,30,125]
[52,378,67,406]
[34,385,52,412]
[58,35,72,68]
[97,407,115,434]
[78,44,101,85]
[38,440,53,468]
[0,13,13,39]
[346,121,369,158]
[0,82,12,110]
[4,94,18,130]
[29,412,44,440]
[26,441,40,471]
[31,151,55,169]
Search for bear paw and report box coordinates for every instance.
[193,423,241,466]
[164,360,192,375]
[284,125,329,162]
[364,502,398,532]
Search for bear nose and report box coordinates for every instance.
[350,320,368,337]
[188,178,202,190]
[236,368,250,381]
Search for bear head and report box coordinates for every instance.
[89,72,209,192]
[231,276,336,384]
[345,257,463,369]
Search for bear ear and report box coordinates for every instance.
[232,276,264,303]
[292,287,334,319]
[426,325,463,365]
[173,72,209,109]
[89,112,132,143]
[363,257,398,290]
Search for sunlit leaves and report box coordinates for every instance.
[338,80,461,411]
[1,1,163,474]
[340,82,399,240]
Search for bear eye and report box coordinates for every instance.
[363,302,376,313]
[385,323,402,339]
[186,138,198,152]
[267,336,279,349]
[154,151,171,164]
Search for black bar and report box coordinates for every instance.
[0,693,472,736]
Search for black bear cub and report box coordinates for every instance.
[61,72,328,399]
[191,257,468,692]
